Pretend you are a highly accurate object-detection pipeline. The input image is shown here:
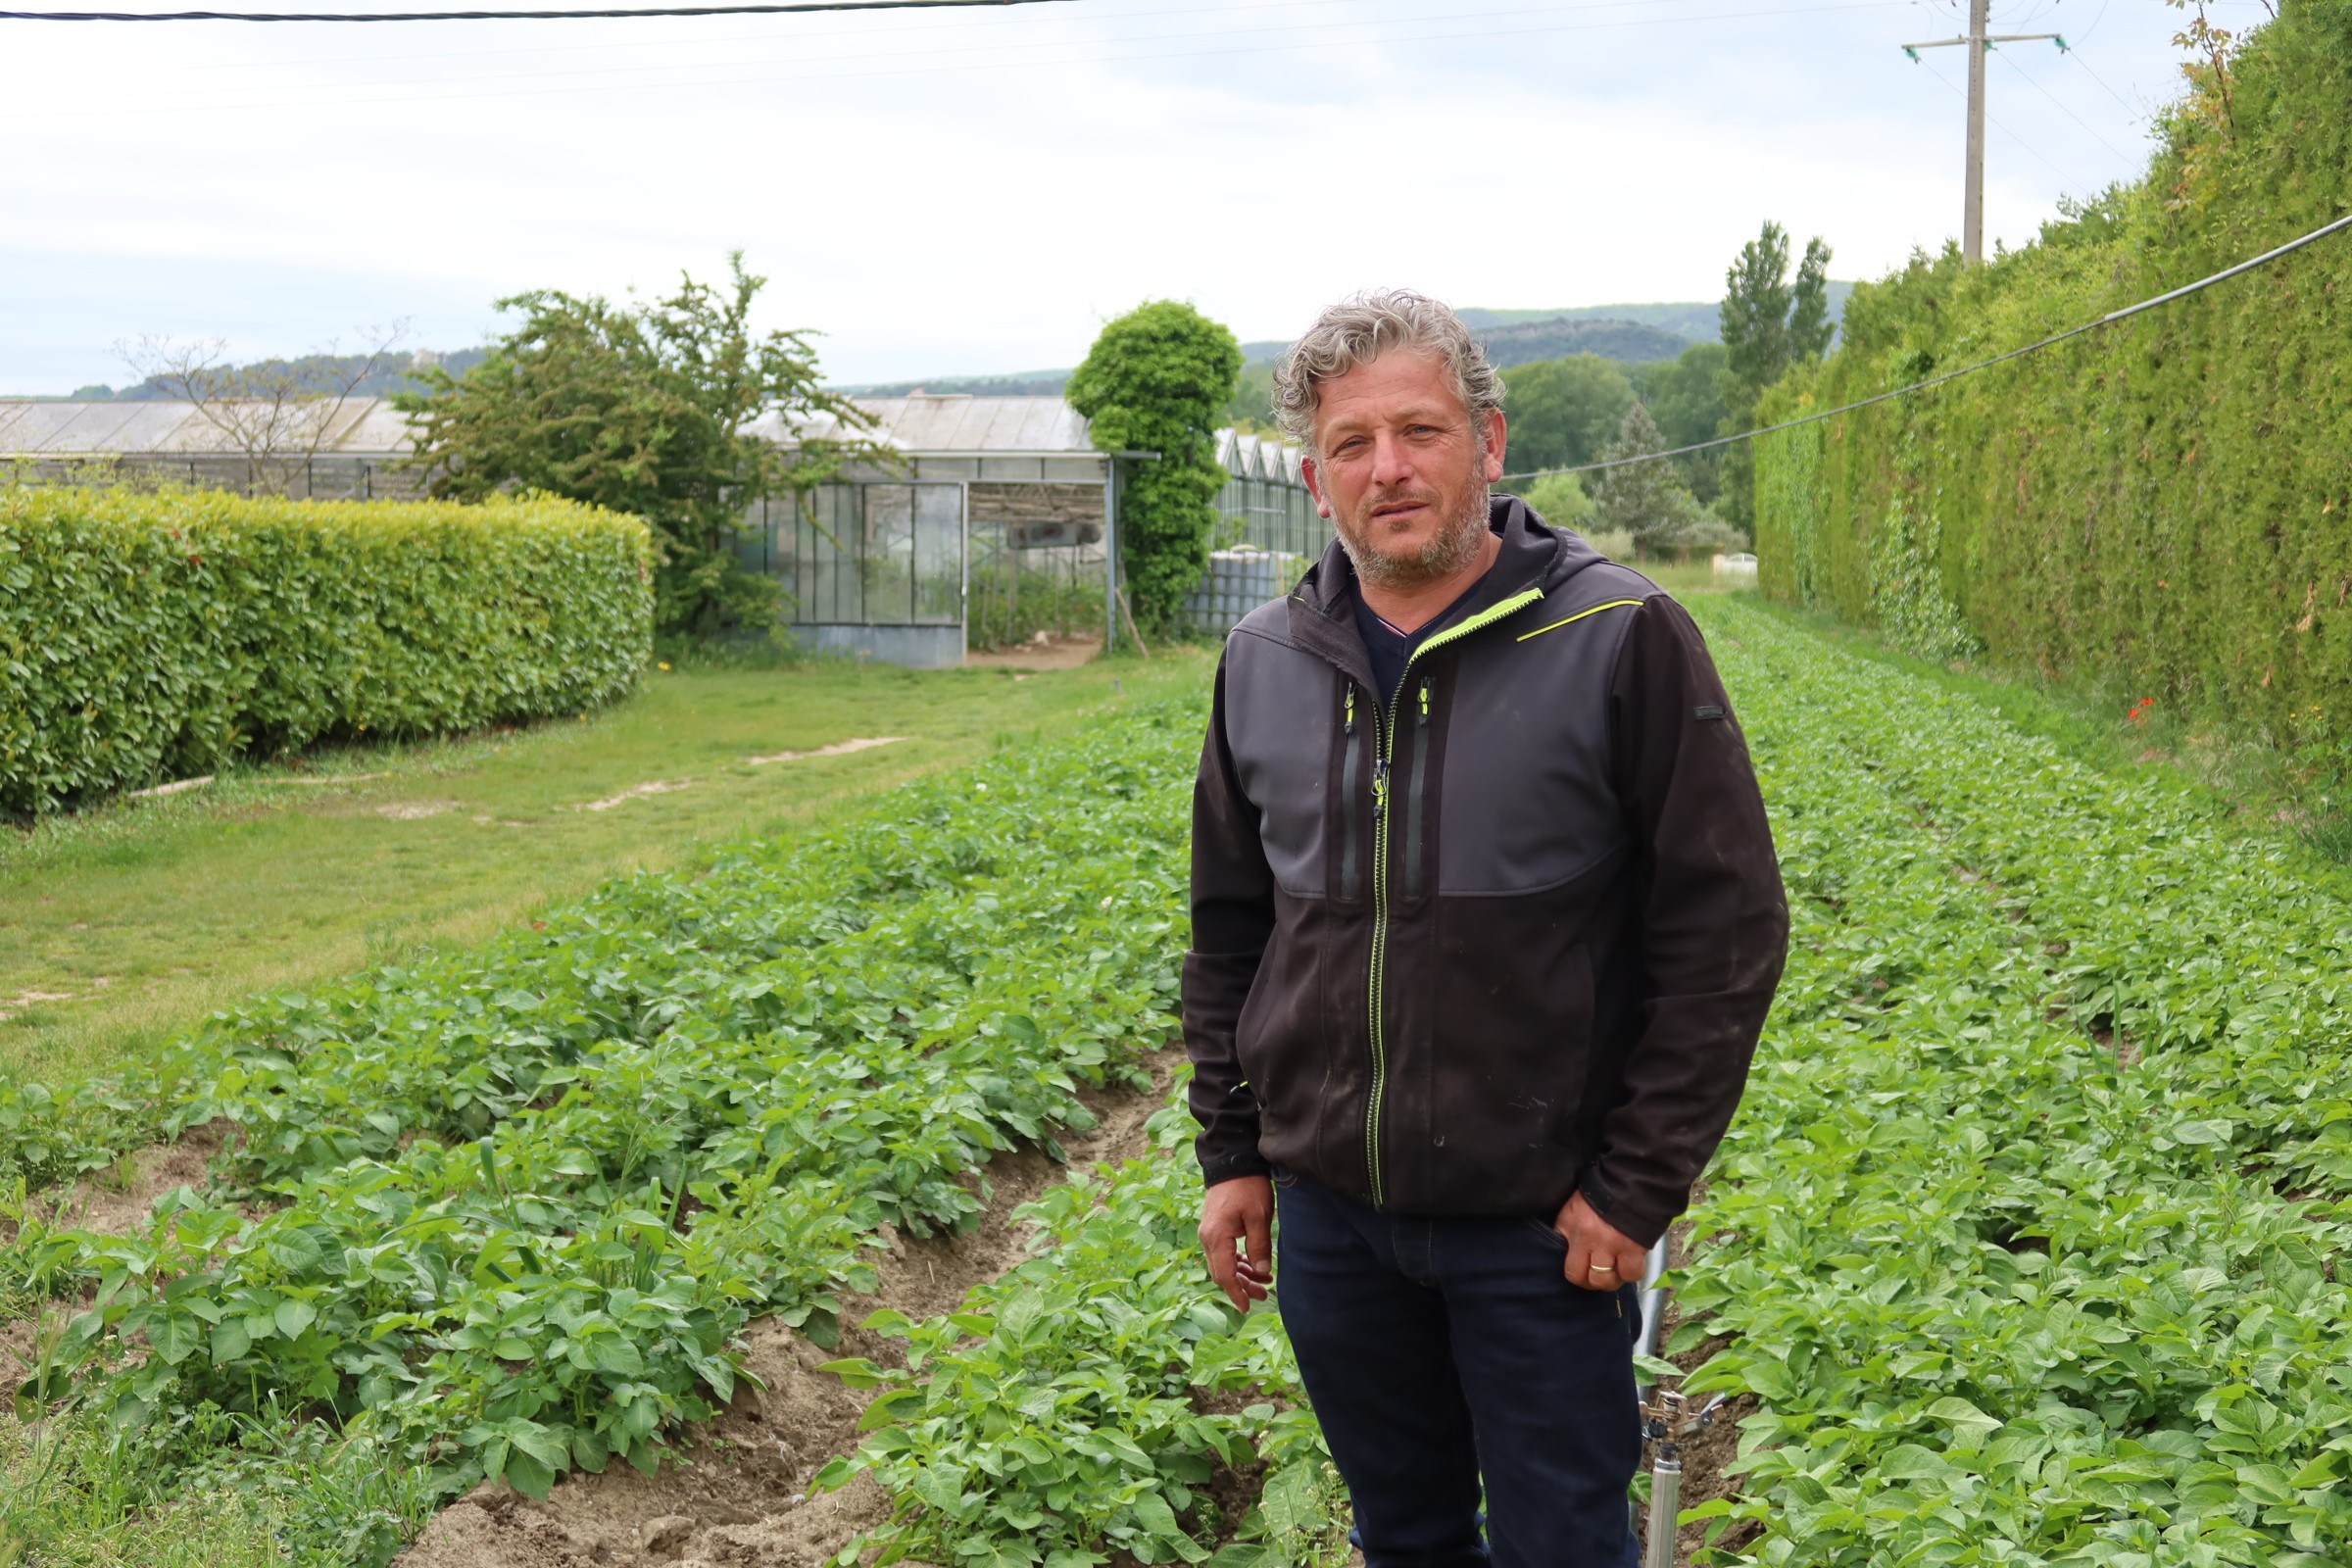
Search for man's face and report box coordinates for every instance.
[1301,350,1507,592]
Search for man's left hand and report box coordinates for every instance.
[1550,1192,1646,1293]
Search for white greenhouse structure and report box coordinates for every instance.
[2,392,1329,666]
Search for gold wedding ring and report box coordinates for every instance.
[1590,1263,1616,1274]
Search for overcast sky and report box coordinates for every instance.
[0,0,2270,393]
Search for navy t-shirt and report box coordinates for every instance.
[1351,579,1482,711]
[1351,594,1422,712]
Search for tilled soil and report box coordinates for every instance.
[396,1053,1179,1568]
[12,1121,228,1241]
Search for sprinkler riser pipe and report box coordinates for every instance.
[1644,1456,1682,1568]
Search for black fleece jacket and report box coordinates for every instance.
[1181,499,1788,1248]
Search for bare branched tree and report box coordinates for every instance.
[116,321,412,497]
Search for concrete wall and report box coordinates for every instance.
[790,623,965,670]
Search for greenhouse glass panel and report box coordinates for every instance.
[863,484,917,622]
[913,484,963,624]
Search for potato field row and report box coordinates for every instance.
[816,600,2352,1567]
[9,599,2351,1567]
[3,698,1205,1563]
[1675,598,2352,1565]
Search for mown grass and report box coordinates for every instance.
[3,648,1212,1085]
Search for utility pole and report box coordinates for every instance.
[1903,0,2065,264]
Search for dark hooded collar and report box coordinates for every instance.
[1284,494,1603,686]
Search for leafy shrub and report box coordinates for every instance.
[1751,3,2352,738]
[0,486,652,814]
[398,254,879,639]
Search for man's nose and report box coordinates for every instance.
[1368,430,1415,487]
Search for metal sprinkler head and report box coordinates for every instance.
[1639,1386,1727,1568]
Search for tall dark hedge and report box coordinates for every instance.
[1754,0,2352,741]
[0,488,653,813]
[1066,301,1243,632]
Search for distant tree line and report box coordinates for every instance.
[1486,219,1837,558]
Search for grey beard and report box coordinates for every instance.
[1340,484,1492,593]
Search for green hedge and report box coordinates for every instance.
[1754,1,2352,739]
[0,487,653,814]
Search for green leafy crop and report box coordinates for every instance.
[821,1091,1348,1568]
[2,697,1206,1560]
[1673,597,2352,1564]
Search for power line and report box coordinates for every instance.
[57,0,1373,78]
[1498,209,2352,482]
[2065,44,2141,120]
[1911,47,2096,198]
[42,0,1858,89]
[1991,42,2135,167]
[0,0,1917,118]
[0,0,1075,21]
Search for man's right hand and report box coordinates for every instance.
[1199,1175,1274,1311]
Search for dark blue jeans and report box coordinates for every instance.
[1272,1171,1642,1568]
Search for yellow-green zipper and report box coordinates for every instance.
[1362,586,1544,1205]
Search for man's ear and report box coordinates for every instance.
[1481,409,1508,484]
[1301,455,1332,519]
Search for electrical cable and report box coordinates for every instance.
[0,0,1077,21]
[12,0,1811,79]
[1498,208,2352,481]
[1992,44,2137,166]
[1911,47,2098,196]
[64,0,1392,79]
[2065,44,2142,119]
[51,0,1856,93]
[0,0,1916,118]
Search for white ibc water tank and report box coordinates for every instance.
[1184,548,1294,636]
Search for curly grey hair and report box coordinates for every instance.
[1272,289,1505,458]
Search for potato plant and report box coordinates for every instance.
[1672,599,2352,1565]
[820,1091,1348,1568]
[4,699,1204,1557]
[834,601,2352,1568]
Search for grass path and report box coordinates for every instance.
[2,650,1210,1084]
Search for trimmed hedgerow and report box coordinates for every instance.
[0,487,653,813]
[1753,1,2352,742]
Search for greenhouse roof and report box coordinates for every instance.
[0,391,1308,487]
[0,398,412,457]
[1217,428,1307,486]
[767,394,1095,457]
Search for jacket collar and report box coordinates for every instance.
[1284,494,1599,686]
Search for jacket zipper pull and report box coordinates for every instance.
[1344,683,1356,736]
[1371,753,1389,818]
[1417,676,1431,728]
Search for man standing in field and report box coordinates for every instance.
[1184,289,1788,1566]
